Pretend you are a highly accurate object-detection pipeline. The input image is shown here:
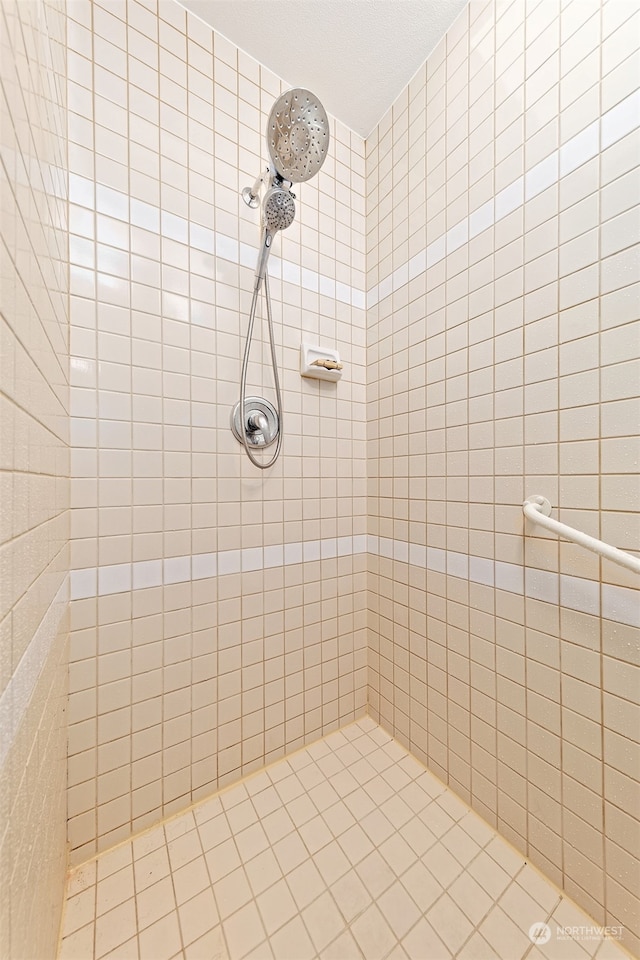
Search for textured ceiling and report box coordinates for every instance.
[178,0,469,138]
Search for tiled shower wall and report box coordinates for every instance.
[0,0,69,957]
[66,0,367,864]
[366,0,639,953]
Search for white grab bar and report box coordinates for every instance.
[523,495,640,576]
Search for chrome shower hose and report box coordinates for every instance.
[238,272,283,469]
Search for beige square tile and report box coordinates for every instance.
[256,878,298,936]
[449,870,494,925]
[136,876,176,931]
[402,918,452,960]
[314,840,351,886]
[379,833,419,876]
[427,893,474,954]
[178,888,219,947]
[287,858,326,910]
[222,901,266,960]
[95,900,137,958]
[183,926,227,960]
[378,881,422,939]
[206,838,242,883]
[320,929,363,960]
[172,855,211,906]
[59,924,96,960]
[93,907,135,960]
[213,866,252,920]
[351,903,397,960]
[245,847,284,897]
[63,887,97,937]
[478,904,531,960]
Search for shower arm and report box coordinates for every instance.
[242,166,294,208]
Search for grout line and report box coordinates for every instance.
[68,538,639,630]
[366,90,640,308]
[60,716,634,960]
[65,713,369,875]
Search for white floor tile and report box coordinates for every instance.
[63,887,96,937]
[59,719,610,960]
[322,800,357,837]
[167,828,203,871]
[183,925,228,960]
[399,815,437,856]
[66,861,96,897]
[223,901,266,959]
[273,830,308,874]
[137,910,182,960]
[268,915,316,960]
[515,863,561,913]
[245,847,283,897]
[172,855,211,906]
[205,837,241,883]
[94,900,137,958]
[256,877,298,936]
[314,839,352,885]
[427,893,474,954]
[100,936,139,960]
[177,888,219,947]
[135,875,176,931]
[287,858,327,911]
[337,823,375,865]
[379,832,419,876]
[234,821,270,861]
[478,903,531,960]
[59,923,95,960]
[320,928,363,960]
[95,864,134,917]
[400,860,443,913]
[351,902,397,960]
[302,890,346,953]
[133,846,171,893]
[356,849,396,899]
[402,917,452,960]
[448,870,494,926]
[360,806,396,845]
[377,881,422,939]
[330,869,372,923]
[213,866,252,920]
[299,813,334,854]
[456,930,495,958]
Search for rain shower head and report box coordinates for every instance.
[267,88,330,184]
[245,88,329,291]
[236,88,330,468]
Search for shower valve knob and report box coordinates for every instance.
[247,411,269,434]
[231,397,279,448]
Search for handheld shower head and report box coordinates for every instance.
[254,186,296,289]
[263,187,296,232]
[236,88,330,468]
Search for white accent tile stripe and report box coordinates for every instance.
[367,536,639,628]
[71,538,639,627]
[70,535,369,600]
[68,176,366,310]
[367,91,640,308]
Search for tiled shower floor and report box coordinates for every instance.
[58,719,627,960]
